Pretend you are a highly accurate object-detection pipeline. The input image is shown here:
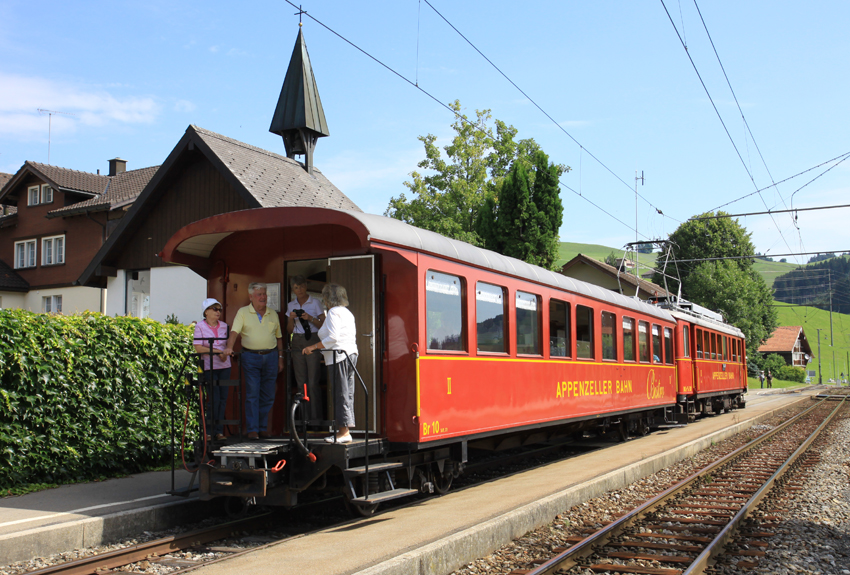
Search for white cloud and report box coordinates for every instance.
[227,48,248,57]
[0,73,160,139]
[209,45,219,53]
[174,99,197,113]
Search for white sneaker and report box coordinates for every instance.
[325,434,353,444]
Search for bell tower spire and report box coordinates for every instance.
[269,27,329,175]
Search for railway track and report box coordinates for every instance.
[520,395,847,575]
[14,436,600,575]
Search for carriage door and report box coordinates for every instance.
[328,255,377,432]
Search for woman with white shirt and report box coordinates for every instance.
[302,283,358,444]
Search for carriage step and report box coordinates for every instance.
[350,488,418,505]
[344,462,404,476]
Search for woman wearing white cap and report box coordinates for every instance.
[193,298,232,441]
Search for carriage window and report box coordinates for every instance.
[652,325,662,363]
[733,339,738,362]
[623,317,636,361]
[695,328,702,359]
[638,321,650,362]
[516,291,541,355]
[722,336,728,361]
[549,299,570,357]
[664,327,674,365]
[601,312,617,361]
[576,305,594,359]
[704,331,711,360]
[710,333,717,360]
[426,271,465,351]
[683,327,690,358]
[476,282,506,353]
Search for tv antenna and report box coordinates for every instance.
[37,108,76,165]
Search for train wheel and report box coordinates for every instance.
[223,496,251,519]
[432,463,453,495]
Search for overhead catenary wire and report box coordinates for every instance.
[707,151,850,213]
[284,0,652,239]
[422,0,678,224]
[658,0,796,260]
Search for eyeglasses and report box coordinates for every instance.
[209,306,222,312]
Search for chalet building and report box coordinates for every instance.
[560,254,669,300]
[0,159,157,313]
[78,29,360,324]
[757,325,813,367]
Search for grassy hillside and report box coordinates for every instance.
[773,303,850,382]
[752,259,799,287]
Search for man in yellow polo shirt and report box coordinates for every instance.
[224,283,284,439]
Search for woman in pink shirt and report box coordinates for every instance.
[193,298,232,441]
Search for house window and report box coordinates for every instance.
[42,235,65,266]
[426,271,465,351]
[14,239,36,268]
[42,295,62,313]
[28,186,40,206]
[515,291,541,355]
[476,282,506,353]
[41,185,53,204]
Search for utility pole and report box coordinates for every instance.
[816,328,822,384]
[37,108,76,165]
[634,171,644,278]
[829,269,834,346]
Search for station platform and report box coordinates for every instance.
[194,389,815,575]
[0,388,814,569]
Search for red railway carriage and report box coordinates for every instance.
[161,207,739,511]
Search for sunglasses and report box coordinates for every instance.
[208,306,222,312]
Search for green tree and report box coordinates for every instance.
[386,100,566,246]
[655,213,778,355]
[478,150,564,270]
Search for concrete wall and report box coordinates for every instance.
[0,292,26,309]
[106,271,126,318]
[149,266,206,325]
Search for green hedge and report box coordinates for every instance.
[0,310,194,489]
[777,365,806,383]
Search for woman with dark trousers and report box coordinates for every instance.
[302,284,358,443]
[193,298,232,441]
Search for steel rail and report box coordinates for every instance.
[527,398,831,575]
[22,512,277,575]
[684,396,846,574]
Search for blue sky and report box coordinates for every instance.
[1,1,848,264]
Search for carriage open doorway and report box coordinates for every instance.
[285,255,378,433]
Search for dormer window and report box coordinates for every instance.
[27,184,53,205]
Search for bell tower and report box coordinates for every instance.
[269,29,329,176]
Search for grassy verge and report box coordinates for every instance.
[746,376,812,391]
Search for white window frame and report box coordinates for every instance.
[28,186,40,206]
[41,235,65,266]
[14,239,37,269]
[41,184,53,204]
[42,295,62,314]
